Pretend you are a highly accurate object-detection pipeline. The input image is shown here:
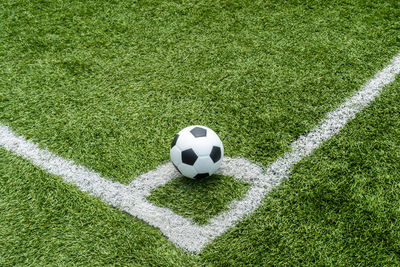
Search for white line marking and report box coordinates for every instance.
[1,53,399,253]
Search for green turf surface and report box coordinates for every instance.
[1,80,399,265]
[1,0,399,183]
[148,175,250,225]
[200,80,400,265]
[1,0,400,265]
[0,149,200,266]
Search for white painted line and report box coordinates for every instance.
[1,53,399,253]
[0,126,131,206]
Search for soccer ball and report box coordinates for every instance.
[170,125,224,179]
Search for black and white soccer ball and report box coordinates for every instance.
[170,125,224,179]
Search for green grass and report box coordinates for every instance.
[148,175,251,225]
[2,82,399,265]
[1,0,399,184]
[201,80,400,265]
[1,0,400,265]
[0,149,200,266]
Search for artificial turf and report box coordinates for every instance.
[147,174,251,225]
[200,79,400,266]
[1,79,398,266]
[1,0,400,265]
[1,0,399,184]
[0,148,200,266]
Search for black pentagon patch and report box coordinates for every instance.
[210,146,221,163]
[190,127,207,138]
[181,148,198,165]
[171,134,179,148]
[194,173,209,179]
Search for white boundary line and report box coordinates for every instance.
[1,53,399,253]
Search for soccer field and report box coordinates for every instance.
[1,0,400,265]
